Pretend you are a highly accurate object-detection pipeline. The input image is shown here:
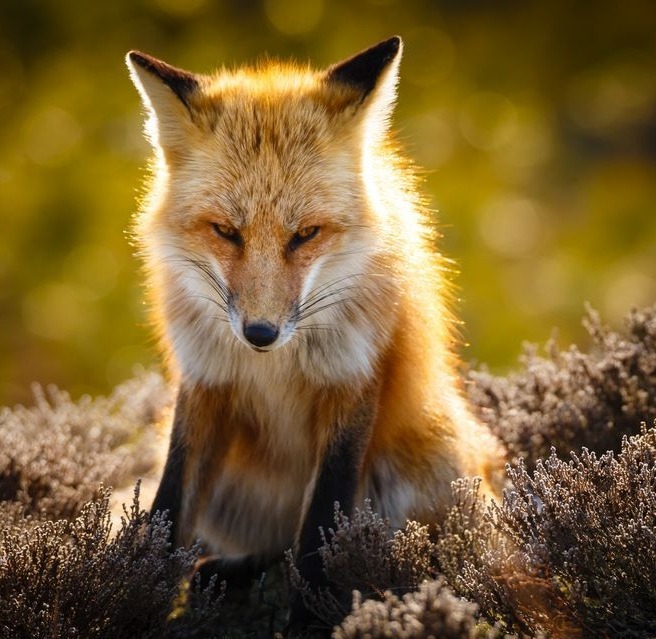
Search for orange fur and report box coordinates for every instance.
[127,38,504,563]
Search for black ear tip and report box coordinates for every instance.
[359,36,403,64]
[127,50,150,68]
[125,50,199,107]
[383,35,402,54]
[126,50,167,75]
[366,36,403,61]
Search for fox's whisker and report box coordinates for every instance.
[299,273,363,307]
[298,285,370,315]
[183,257,232,305]
[189,294,229,314]
[297,296,358,321]
[294,324,339,333]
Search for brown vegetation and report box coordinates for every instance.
[2,305,656,638]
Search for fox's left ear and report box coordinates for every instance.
[325,36,402,126]
[126,51,199,153]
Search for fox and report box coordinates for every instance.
[126,36,503,628]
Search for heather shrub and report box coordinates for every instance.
[320,503,438,597]
[0,370,171,522]
[325,424,656,637]
[3,305,656,638]
[291,495,500,638]
[288,502,441,631]
[0,485,223,639]
[469,304,656,468]
[0,373,225,639]
[438,426,656,638]
[334,579,480,639]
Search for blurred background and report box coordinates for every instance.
[0,0,655,406]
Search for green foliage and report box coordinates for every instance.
[1,0,655,406]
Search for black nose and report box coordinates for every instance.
[243,322,279,348]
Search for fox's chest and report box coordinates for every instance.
[181,377,318,558]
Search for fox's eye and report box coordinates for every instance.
[212,223,243,247]
[289,226,320,251]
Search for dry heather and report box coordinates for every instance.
[1,305,656,638]
[469,304,656,468]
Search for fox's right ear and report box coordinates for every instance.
[126,51,199,152]
[324,37,402,141]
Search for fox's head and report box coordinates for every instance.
[128,38,412,384]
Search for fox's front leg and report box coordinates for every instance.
[289,394,377,632]
[151,386,265,591]
[150,388,189,546]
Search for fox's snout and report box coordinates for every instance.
[219,249,308,352]
[227,292,297,352]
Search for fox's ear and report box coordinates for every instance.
[126,51,199,152]
[325,36,402,127]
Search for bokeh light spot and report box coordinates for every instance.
[63,245,119,301]
[265,0,324,35]
[406,113,455,169]
[23,282,96,341]
[150,0,208,17]
[567,56,656,133]
[460,92,518,151]
[498,103,553,170]
[603,264,656,325]
[479,197,544,259]
[404,27,455,87]
[23,107,82,167]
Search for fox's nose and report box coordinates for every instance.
[243,321,279,348]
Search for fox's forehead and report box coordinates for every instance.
[178,133,359,230]
[214,94,332,158]
[191,62,362,146]
[176,87,361,228]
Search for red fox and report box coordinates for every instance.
[127,36,503,627]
